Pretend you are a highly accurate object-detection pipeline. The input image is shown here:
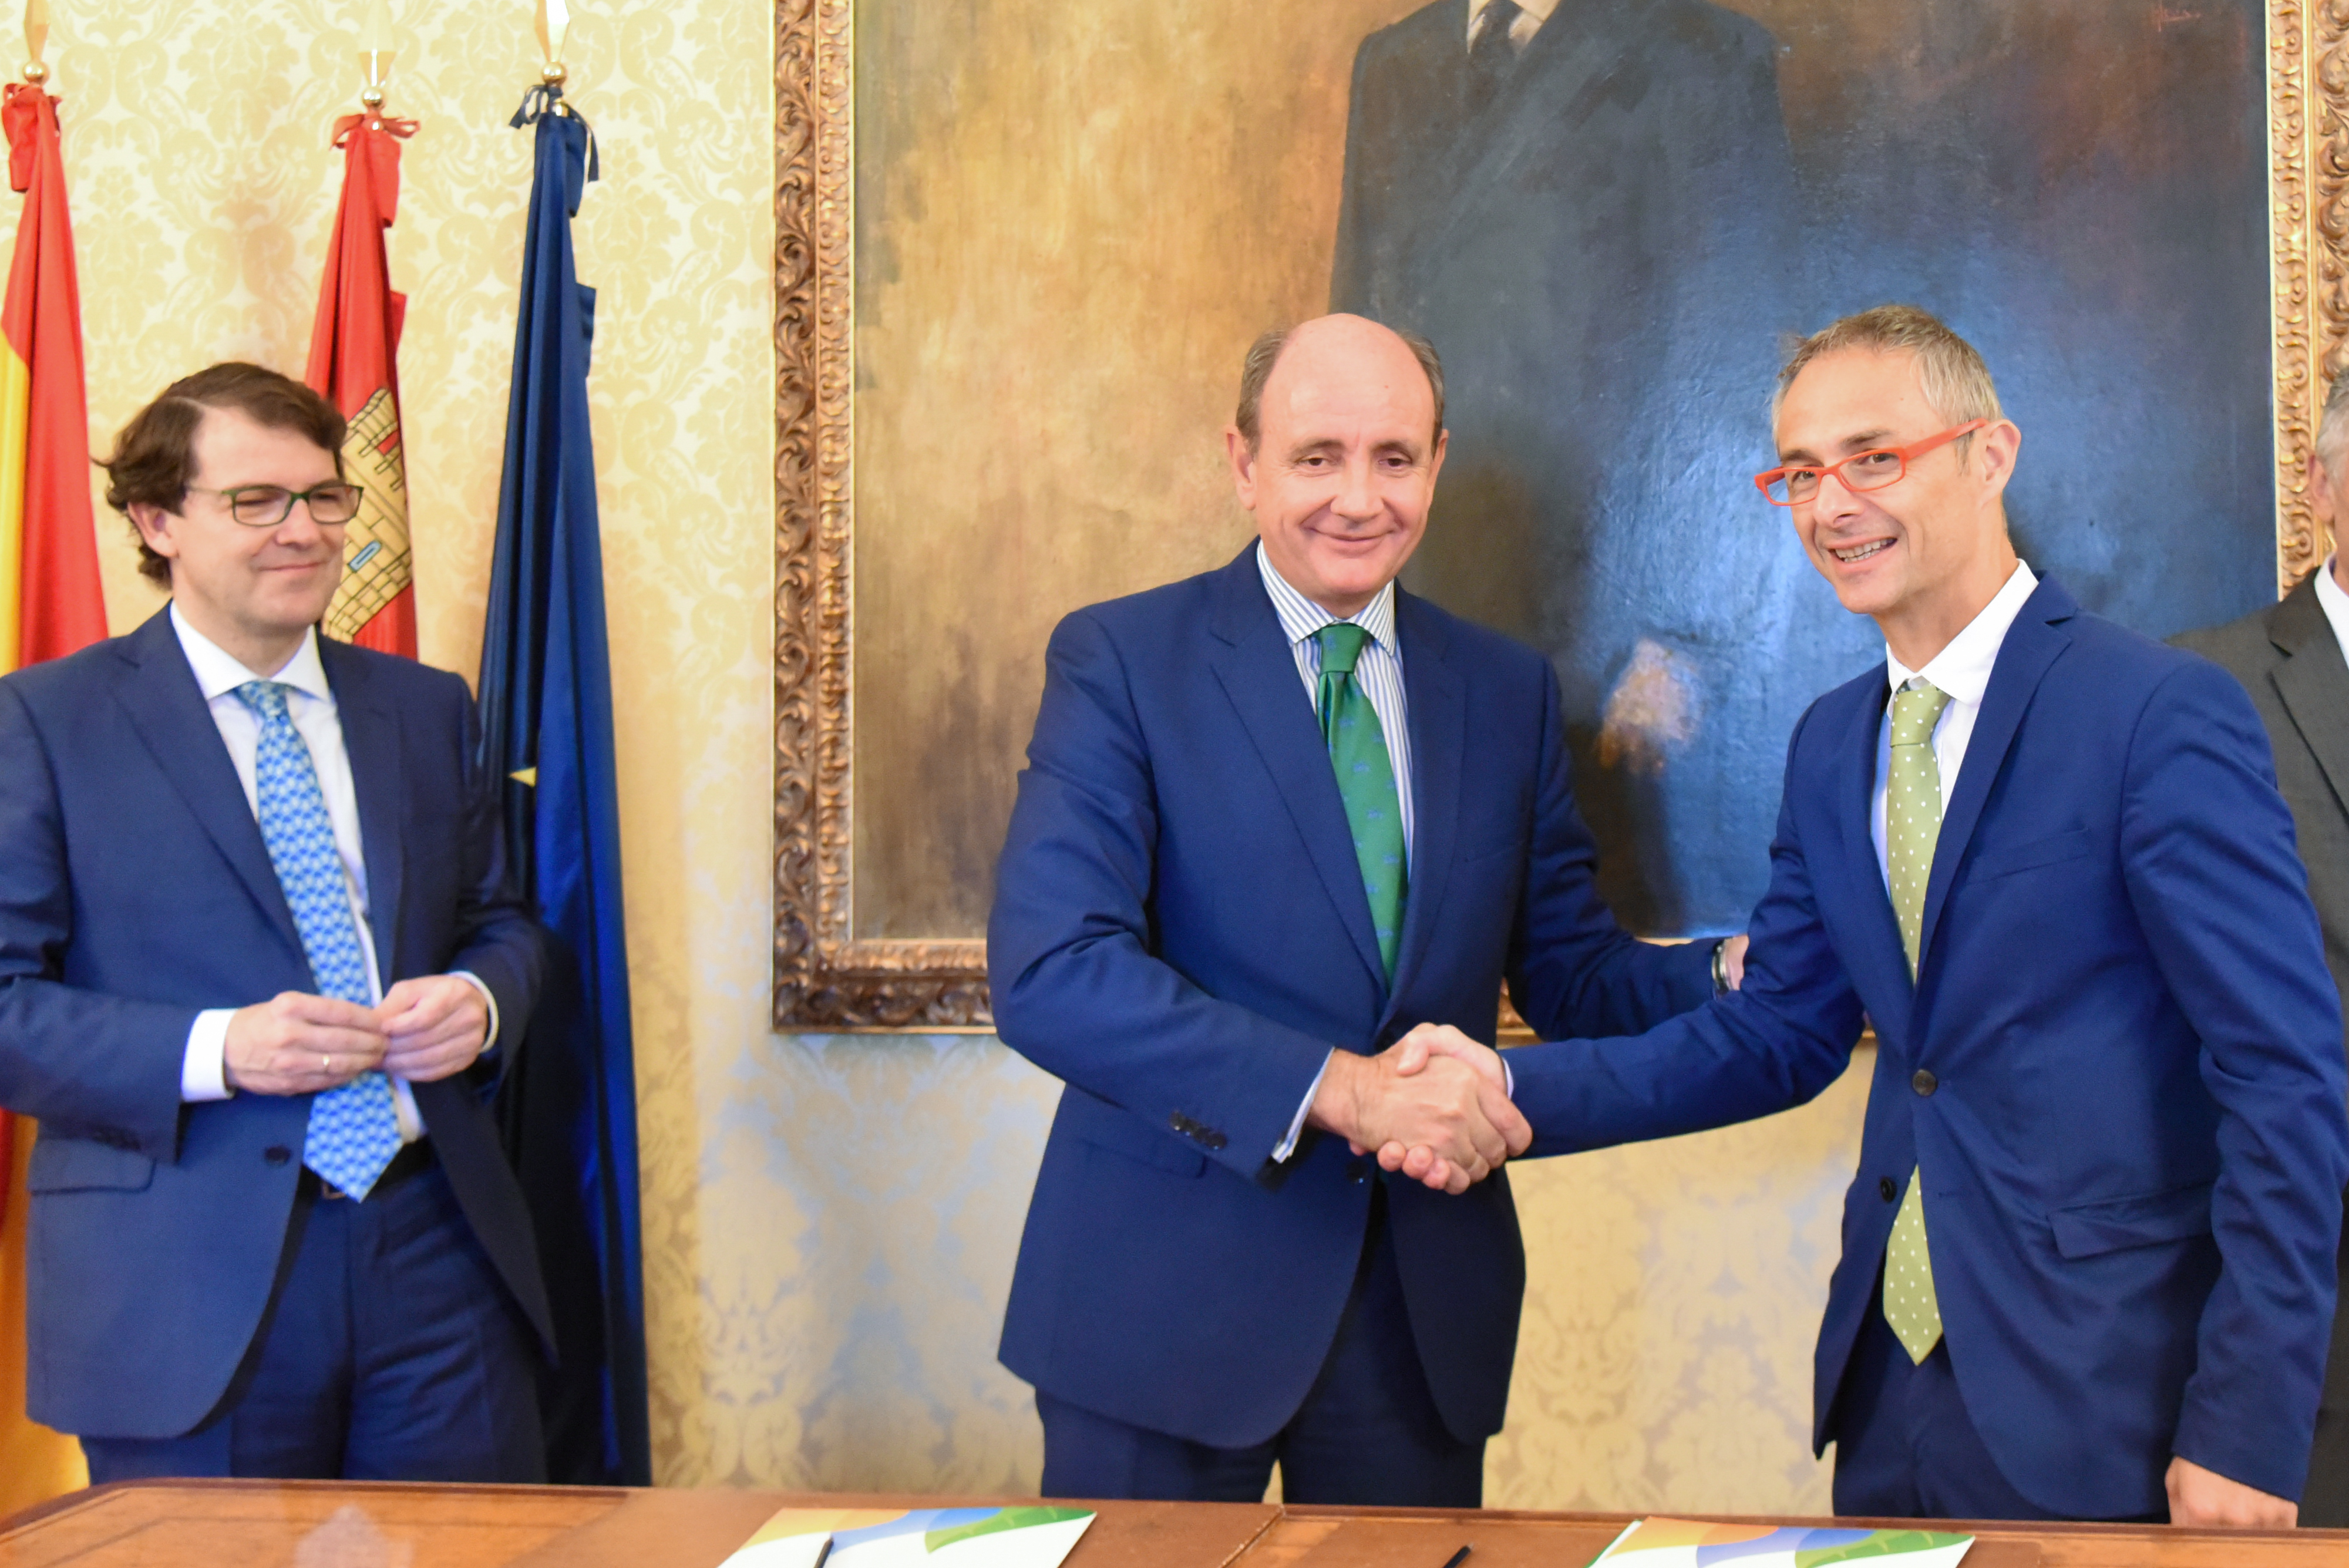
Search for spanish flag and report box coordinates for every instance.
[307,109,417,657]
[0,78,102,1513]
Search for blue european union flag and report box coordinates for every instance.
[476,83,648,1487]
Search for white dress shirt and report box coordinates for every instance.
[1257,545,1418,1161]
[2313,555,2349,671]
[172,606,494,1140]
[1466,0,1554,49]
[1257,542,1416,863]
[1870,561,2040,884]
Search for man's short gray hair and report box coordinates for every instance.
[2316,369,2349,486]
[1772,304,2004,434]
[1234,322,1446,453]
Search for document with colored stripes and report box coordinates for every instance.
[721,1506,1096,1568]
[1586,1517,1973,1566]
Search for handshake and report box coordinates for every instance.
[1305,1024,1525,1194]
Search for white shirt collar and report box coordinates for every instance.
[1467,0,1556,42]
[169,603,333,705]
[1256,540,1399,655]
[2312,556,2349,668]
[1884,560,2040,706]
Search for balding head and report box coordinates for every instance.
[1236,315,1446,455]
[1225,314,1450,617]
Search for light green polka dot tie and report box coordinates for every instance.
[1884,677,1952,1364]
[1315,623,1407,981]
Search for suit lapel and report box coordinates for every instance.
[322,640,406,977]
[1915,583,2074,974]
[2267,579,2349,822]
[109,610,306,960]
[1206,554,1386,990]
[1832,671,1912,1040]
[1379,591,1463,1025]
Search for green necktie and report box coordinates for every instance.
[1315,623,1407,981]
[1884,677,1953,1364]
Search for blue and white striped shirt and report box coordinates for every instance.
[1256,542,1415,865]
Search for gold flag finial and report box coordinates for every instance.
[359,0,395,110]
[22,0,48,85]
[534,0,570,85]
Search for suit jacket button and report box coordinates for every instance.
[1879,1176,1896,1202]
[1350,1161,1371,1184]
[1911,1069,1937,1096]
[264,1145,293,1166]
[1168,1112,1188,1132]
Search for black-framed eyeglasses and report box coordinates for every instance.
[186,483,365,527]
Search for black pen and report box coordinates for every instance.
[1439,1546,1472,1568]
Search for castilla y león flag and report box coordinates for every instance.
[306,110,418,657]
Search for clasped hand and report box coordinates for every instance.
[1307,1027,1529,1194]
[221,975,489,1096]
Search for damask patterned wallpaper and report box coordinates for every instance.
[26,0,1867,1510]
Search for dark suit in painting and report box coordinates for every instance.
[2175,574,2349,1526]
[1333,0,1856,934]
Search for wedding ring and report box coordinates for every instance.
[321,1053,331,1073]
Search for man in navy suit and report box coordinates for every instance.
[988,314,1735,1505]
[1396,306,2349,1525]
[0,363,552,1480]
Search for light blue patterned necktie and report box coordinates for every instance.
[235,680,403,1200]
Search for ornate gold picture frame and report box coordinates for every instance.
[776,0,2344,1032]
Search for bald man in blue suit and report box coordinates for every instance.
[990,316,1735,1506]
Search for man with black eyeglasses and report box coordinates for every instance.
[1390,306,2348,1527]
[0,362,553,1480]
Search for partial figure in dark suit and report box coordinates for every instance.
[1332,0,1842,934]
[1394,307,2349,1525]
[989,316,1738,1506]
[2173,370,2349,1527]
[0,364,553,1481]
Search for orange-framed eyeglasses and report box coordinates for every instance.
[1753,419,1989,506]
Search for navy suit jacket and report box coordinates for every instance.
[990,546,1714,1449]
[1505,578,2349,1515]
[0,608,554,1439]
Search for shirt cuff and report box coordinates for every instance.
[183,1009,235,1101]
[1273,1052,1335,1163]
[449,970,501,1055]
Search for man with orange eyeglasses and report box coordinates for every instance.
[1390,305,2348,1527]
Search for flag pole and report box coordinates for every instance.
[359,0,395,115]
[21,0,45,86]
[534,0,572,111]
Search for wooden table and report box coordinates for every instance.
[3,1482,2346,1567]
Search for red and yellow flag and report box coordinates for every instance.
[0,76,102,1515]
[307,111,417,657]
